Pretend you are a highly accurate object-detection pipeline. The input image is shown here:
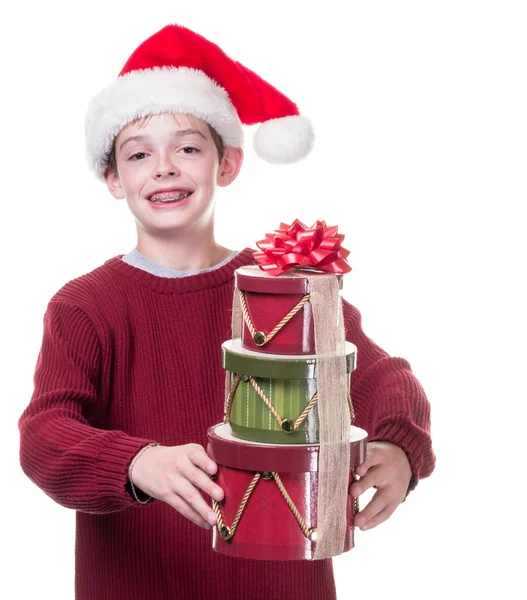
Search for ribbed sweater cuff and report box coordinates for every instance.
[95,434,157,510]
[369,419,434,495]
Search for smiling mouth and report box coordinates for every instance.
[147,191,192,203]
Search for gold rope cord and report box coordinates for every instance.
[224,375,242,423]
[225,374,356,432]
[213,472,261,540]
[352,468,360,515]
[307,274,350,560]
[213,467,360,542]
[248,377,318,431]
[271,472,315,539]
[348,392,355,425]
[212,471,315,542]
[229,273,357,554]
[230,280,356,428]
[239,290,311,347]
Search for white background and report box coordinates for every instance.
[2,1,525,598]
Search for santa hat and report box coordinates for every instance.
[85,24,315,178]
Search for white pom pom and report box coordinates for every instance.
[253,115,315,163]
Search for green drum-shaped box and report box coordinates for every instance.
[222,339,357,444]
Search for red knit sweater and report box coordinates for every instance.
[19,248,435,600]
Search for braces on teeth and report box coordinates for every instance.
[149,192,191,202]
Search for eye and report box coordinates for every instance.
[129,152,147,161]
[181,146,199,154]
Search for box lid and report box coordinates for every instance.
[222,339,357,378]
[207,423,368,472]
[236,265,344,294]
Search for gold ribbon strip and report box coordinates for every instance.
[307,274,350,559]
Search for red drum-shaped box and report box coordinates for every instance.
[235,265,344,355]
[223,339,357,444]
[207,423,368,561]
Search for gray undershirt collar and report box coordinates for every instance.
[121,248,240,278]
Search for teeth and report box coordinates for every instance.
[149,191,191,203]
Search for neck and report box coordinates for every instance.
[135,231,232,272]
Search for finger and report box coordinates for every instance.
[349,466,383,497]
[184,463,224,502]
[355,443,386,476]
[187,444,219,476]
[356,503,396,531]
[169,478,218,527]
[354,489,392,531]
[169,494,214,530]
[354,463,369,477]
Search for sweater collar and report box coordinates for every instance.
[104,247,257,294]
[122,247,240,278]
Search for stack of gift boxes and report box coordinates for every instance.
[207,265,368,561]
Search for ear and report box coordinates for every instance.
[104,168,126,199]
[217,147,244,188]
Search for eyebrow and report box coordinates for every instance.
[119,129,208,152]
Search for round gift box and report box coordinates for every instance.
[235,265,344,355]
[223,339,357,444]
[207,422,368,561]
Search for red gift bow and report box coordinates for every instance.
[253,219,352,276]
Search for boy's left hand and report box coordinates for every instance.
[349,441,412,531]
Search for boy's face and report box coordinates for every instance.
[105,113,242,238]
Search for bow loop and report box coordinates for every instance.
[253,219,352,276]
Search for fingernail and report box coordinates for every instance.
[203,522,212,530]
[353,486,361,497]
[208,512,217,526]
[361,524,370,531]
[213,489,223,501]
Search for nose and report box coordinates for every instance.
[153,153,180,179]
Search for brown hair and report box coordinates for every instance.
[106,114,225,175]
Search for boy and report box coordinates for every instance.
[19,24,435,600]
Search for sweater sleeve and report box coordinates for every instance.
[343,299,436,492]
[18,299,156,514]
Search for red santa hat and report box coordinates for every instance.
[85,24,315,178]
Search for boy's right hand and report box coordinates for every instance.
[130,444,224,530]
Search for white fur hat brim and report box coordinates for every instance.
[85,66,244,179]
